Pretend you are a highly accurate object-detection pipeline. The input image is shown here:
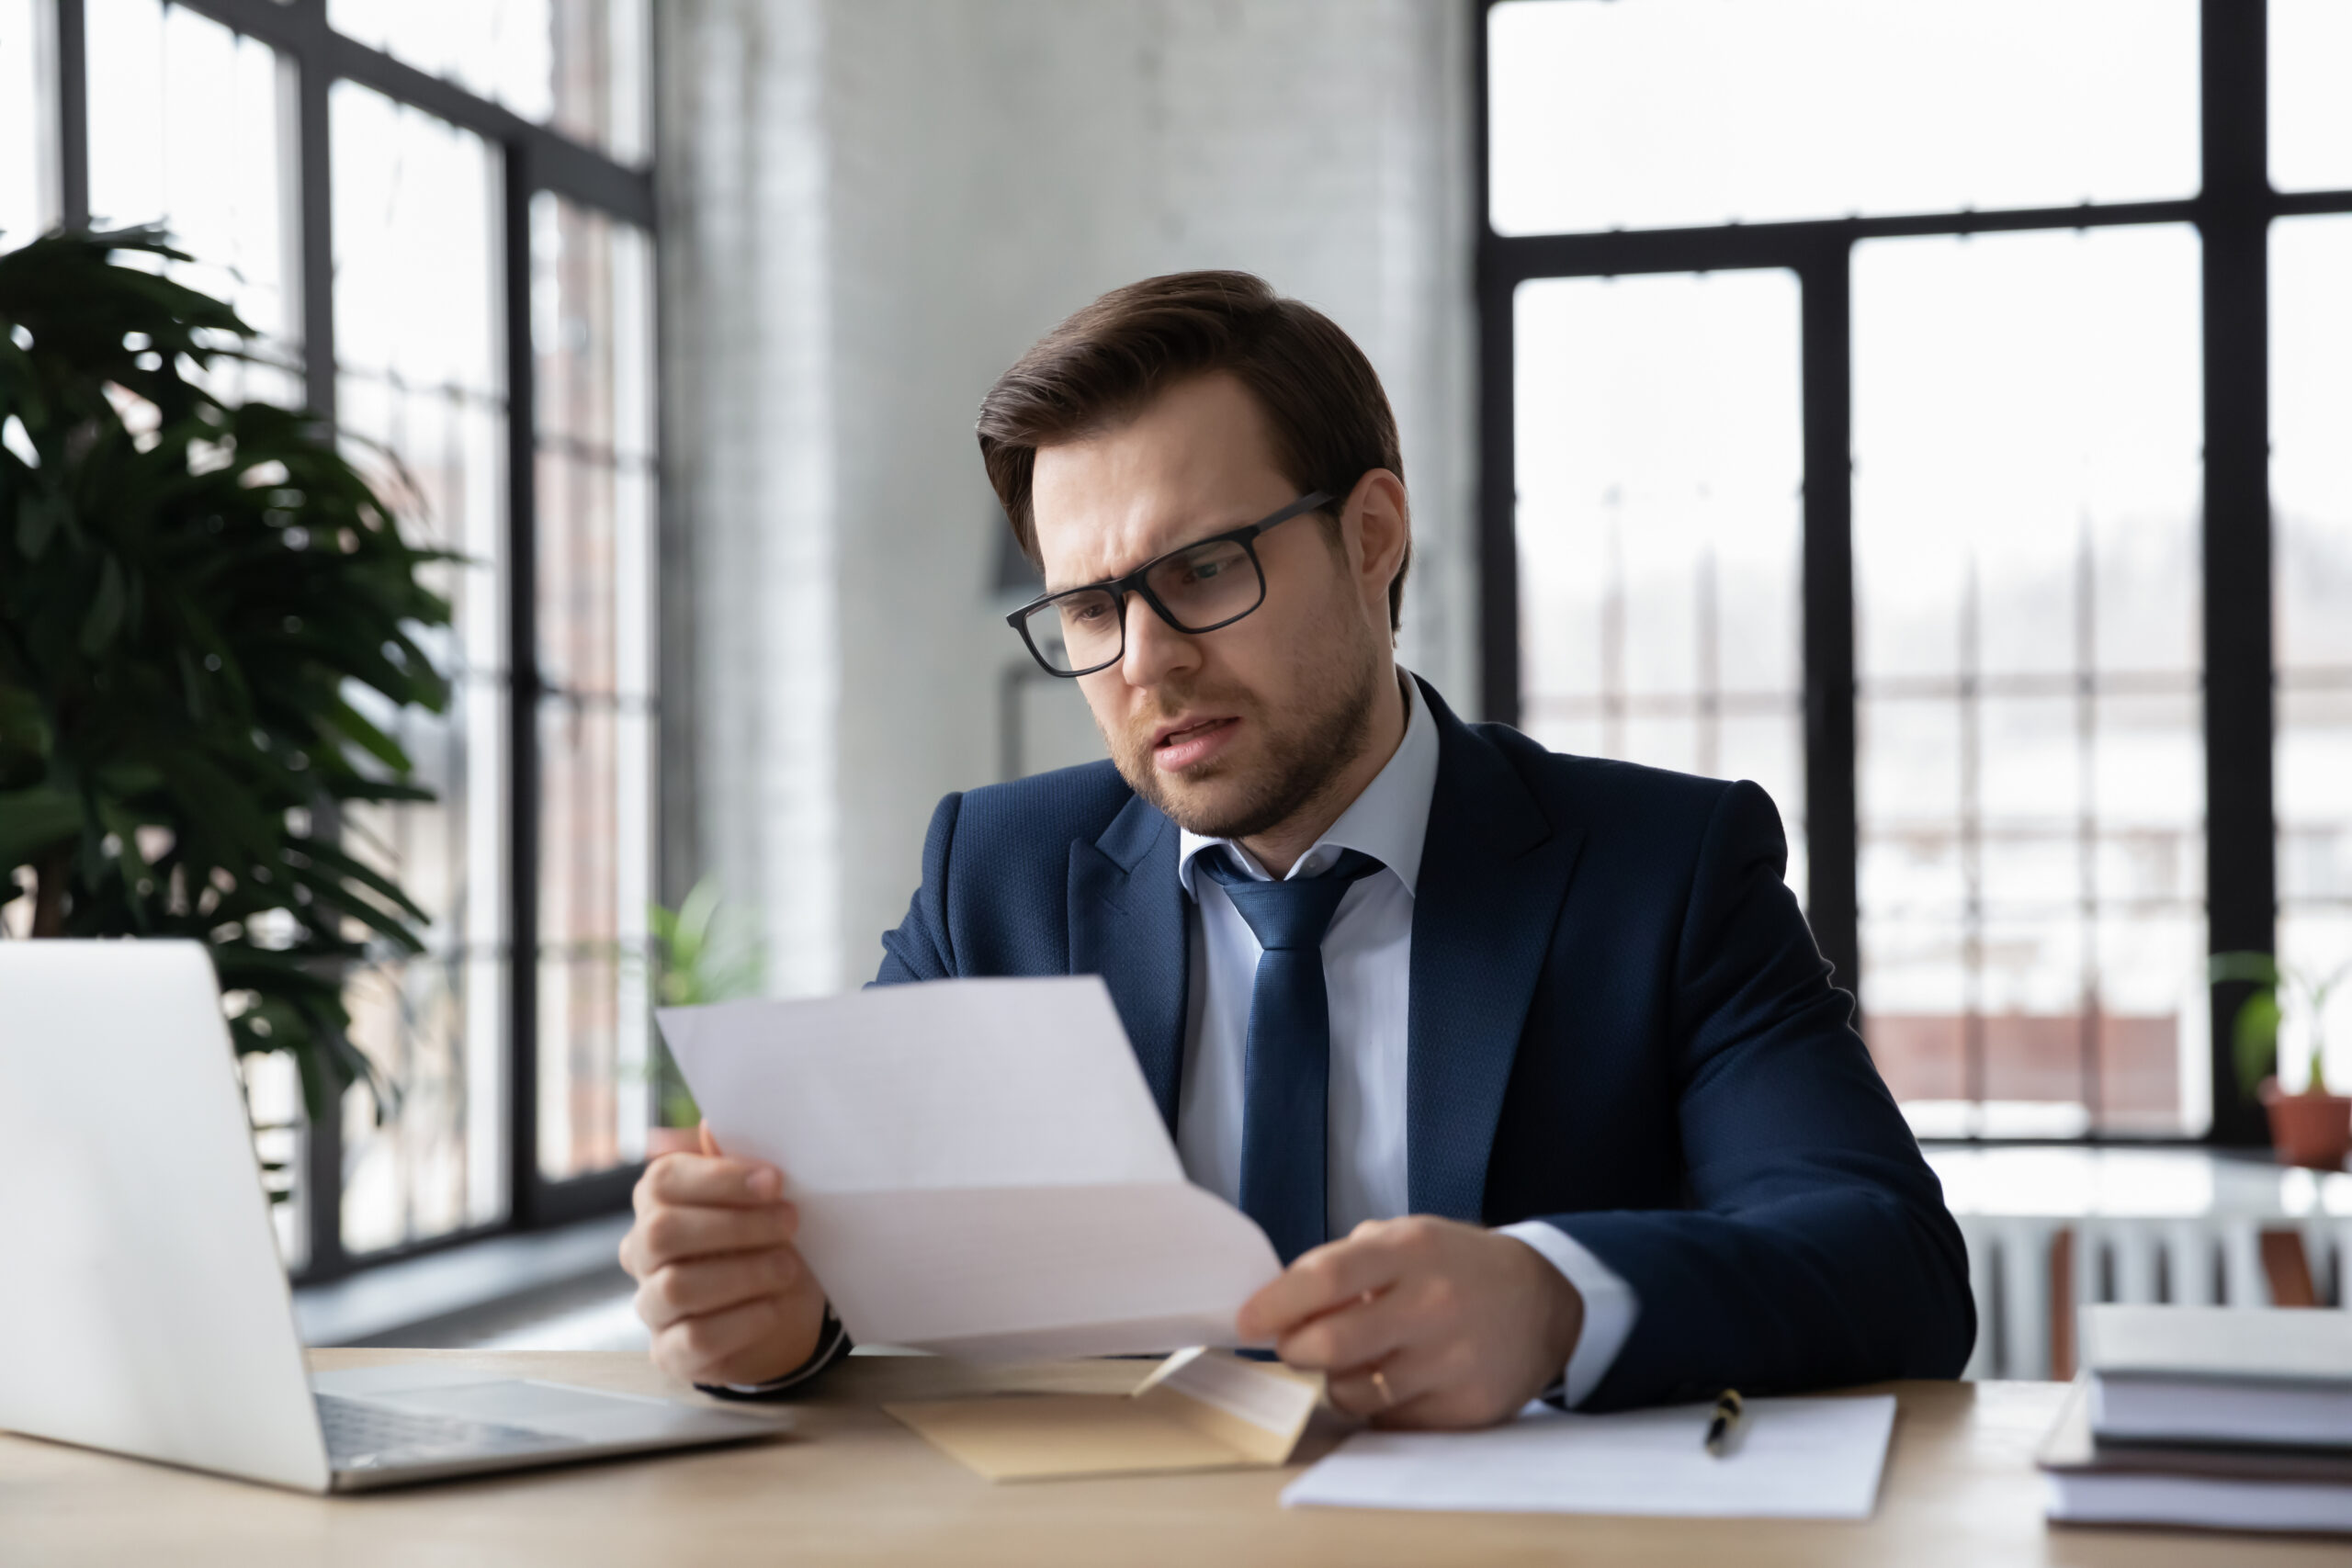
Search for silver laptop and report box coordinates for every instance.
[0,940,785,1492]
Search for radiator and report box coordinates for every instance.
[1926,1147,2352,1381]
[1954,1214,2350,1379]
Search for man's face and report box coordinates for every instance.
[1029,372,1385,840]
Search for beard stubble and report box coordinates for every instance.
[1100,622,1384,844]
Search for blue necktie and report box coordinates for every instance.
[1196,846,1385,1265]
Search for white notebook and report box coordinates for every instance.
[2081,1305,2352,1448]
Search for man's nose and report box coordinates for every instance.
[1119,592,1198,689]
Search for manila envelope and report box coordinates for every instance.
[885,1348,1323,1482]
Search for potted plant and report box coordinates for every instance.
[642,878,764,1156]
[0,227,451,1140]
[2211,951,2352,1170]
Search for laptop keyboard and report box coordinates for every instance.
[317,1393,569,1472]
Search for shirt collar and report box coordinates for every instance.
[1176,671,1439,898]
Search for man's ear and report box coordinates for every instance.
[1341,468,1410,621]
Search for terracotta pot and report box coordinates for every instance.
[2260,1078,2352,1171]
[645,1125,705,1159]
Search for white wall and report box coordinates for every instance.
[661,0,1477,994]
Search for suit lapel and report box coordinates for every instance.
[1068,794,1189,1132]
[1407,682,1586,1220]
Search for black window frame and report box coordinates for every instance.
[1476,0,2352,1147]
[28,0,662,1277]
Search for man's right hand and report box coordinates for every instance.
[618,1123,830,1388]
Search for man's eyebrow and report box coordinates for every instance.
[1042,549,1140,596]
[1041,567,1108,596]
[1040,508,1261,596]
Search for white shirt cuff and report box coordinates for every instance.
[1497,1220,1640,1409]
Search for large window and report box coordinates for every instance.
[530,192,656,1180]
[0,0,47,246]
[1514,270,1807,893]
[328,78,509,1257]
[86,0,298,408]
[1487,0,2197,235]
[2273,214,2352,1095]
[6,0,657,1274]
[1483,1,2347,1144]
[1851,226,2206,1137]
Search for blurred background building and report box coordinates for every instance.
[1,1,2346,1326]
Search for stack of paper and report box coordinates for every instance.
[1283,1395,1898,1519]
[2040,1306,2352,1535]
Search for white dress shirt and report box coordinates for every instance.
[1173,673,1639,1407]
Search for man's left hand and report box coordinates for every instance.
[1236,1215,1585,1429]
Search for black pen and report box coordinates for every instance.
[1703,1389,1747,1458]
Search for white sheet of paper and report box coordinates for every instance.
[1281,1394,1898,1519]
[656,976,1283,1360]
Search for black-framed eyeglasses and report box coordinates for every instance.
[1005,491,1334,677]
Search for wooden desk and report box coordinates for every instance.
[1,1349,2339,1567]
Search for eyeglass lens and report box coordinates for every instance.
[1023,536,1262,672]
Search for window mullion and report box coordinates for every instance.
[52,0,87,226]
[1800,242,1860,1001]
[503,139,543,1221]
[291,26,348,1279]
[2199,0,2277,1147]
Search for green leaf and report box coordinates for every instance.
[648,878,766,1010]
[89,760,164,799]
[158,747,281,865]
[322,694,414,773]
[94,797,157,927]
[2208,951,2280,987]
[677,878,723,950]
[0,784,80,866]
[2233,991,2283,1100]
[294,836,431,925]
[79,554,127,654]
[0,685,52,754]
[15,487,65,558]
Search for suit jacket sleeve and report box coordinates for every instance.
[1544,779,1975,1410]
[876,792,965,985]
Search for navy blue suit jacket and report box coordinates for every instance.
[876,678,1974,1408]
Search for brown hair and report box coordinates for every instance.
[977,270,1408,632]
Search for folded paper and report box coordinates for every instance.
[887,1348,1323,1482]
[657,977,1283,1360]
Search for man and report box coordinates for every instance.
[620,272,1974,1427]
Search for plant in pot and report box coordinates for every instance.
[2211,951,2352,1170]
[642,878,764,1157]
[0,227,452,1165]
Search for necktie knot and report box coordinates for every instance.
[1197,846,1384,952]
